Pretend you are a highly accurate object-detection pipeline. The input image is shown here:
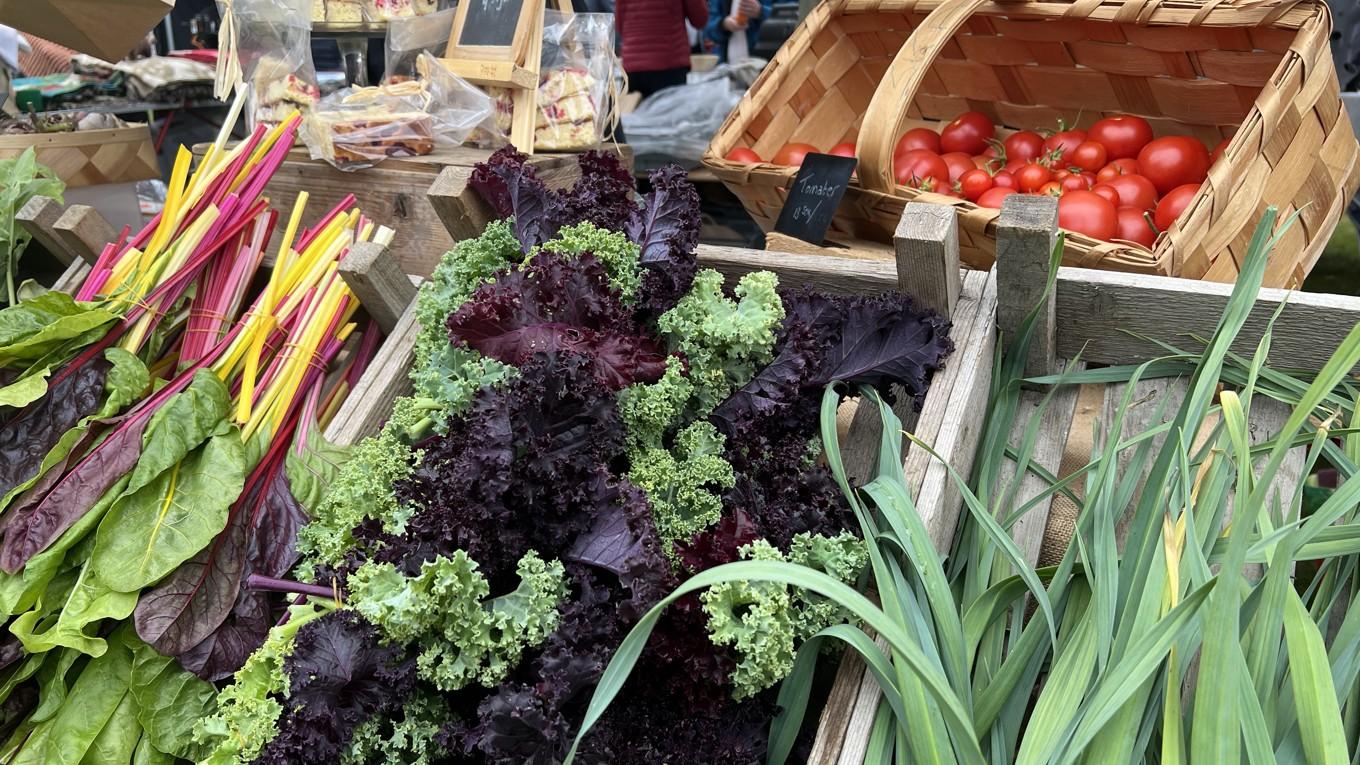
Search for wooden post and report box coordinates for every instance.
[53,205,117,266]
[16,197,78,266]
[427,167,499,243]
[894,202,961,317]
[338,241,420,335]
[995,194,1059,379]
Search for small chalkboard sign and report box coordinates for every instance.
[774,153,858,245]
[458,0,525,47]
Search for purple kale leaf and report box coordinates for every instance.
[0,356,110,499]
[446,251,667,390]
[255,610,415,765]
[626,166,701,320]
[550,151,638,233]
[386,353,629,584]
[566,478,674,621]
[469,146,562,252]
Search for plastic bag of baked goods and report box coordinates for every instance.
[229,0,321,129]
[482,11,620,151]
[303,54,492,170]
[363,0,439,21]
[384,7,455,84]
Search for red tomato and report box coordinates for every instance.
[1003,131,1046,163]
[1090,184,1122,206]
[1087,115,1154,159]
[1115,207,1157,247]
[725,147,762,163]
[1210,137,1231,165]
[1061,173,1091,192]
[1058,190,1118,240]
[896,128,942,156]
[940,112,995,155]
[894,149,950,187]
[992,170,1017,189]
[1039,181,1064,197]
[1136,136,1211,195]
[960,168,994,201]
[977,187,1017,209]
[1096,158,1140,183]
[1102,174,1158,210]
[773,143,819,166]
[941,152,977,182]
[1154,183,1201,231]
[828,142,856,158]
[1016,162,1052,193]
[1045,129,1088,164]
[1069,141,1108,173]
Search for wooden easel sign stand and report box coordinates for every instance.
[442,0,573,153]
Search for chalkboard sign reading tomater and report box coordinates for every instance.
[774,153,858,245]
[458,0,525,47]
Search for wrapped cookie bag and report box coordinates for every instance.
[221,0,320,128]
[484,11,622,152]
[304,53,493,170]
[383,7,456,84]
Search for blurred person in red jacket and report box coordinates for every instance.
[617,0,708,98]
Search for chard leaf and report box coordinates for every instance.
[0,366,50,409]
[0,293,116,367]
[9,561,135,657]
[284,423,349,516]
[133,735,174,765]
[38,629,134,765]
[30,648,78,722]
[0,357,110,501]
[93,429,246,593]
[0,348,147,515]
[127,371,231,496]
[78,687,140,764]
[128,634,216,760]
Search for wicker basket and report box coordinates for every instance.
[0,126,159,189]
[703,0,1360,288]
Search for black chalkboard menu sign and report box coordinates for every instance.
[773,154,858,245]
[458,0,524,47]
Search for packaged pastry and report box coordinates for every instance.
[231,0,320,128]
[325,0,364,22]
[363,0,437,20]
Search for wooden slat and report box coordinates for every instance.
[51,261,91,294]
[53,205,116,266]
[16,197,77,266]
[995,194,1059,379]
[1053,267,1360,372]
[338,242,419,334]
[323,300,418,446]
[895,202,961,316]
[697,244,898,294]
[995,359,1086,565]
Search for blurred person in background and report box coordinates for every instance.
[705,0,771,64]
[617,0,708,98]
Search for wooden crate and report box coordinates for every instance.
[189,144,635,277]
[804,194,1352,764]
[0,126,158,188]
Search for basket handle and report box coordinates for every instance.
[857,0,993,194]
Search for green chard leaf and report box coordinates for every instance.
[92,427,246,593]
[284,419,350,516]
[0,292,116,367]
[128,632,216,760]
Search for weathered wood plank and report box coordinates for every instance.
[16,197,77,266]
[1053,267,1360,372]
[697,244,899,295]
[905,268,998,553]
[834,634,891,765]
[51,261,91,294]
[995,359,1086,566]
[338,241,419,334]
[323,300,418,446]
[995,194,1059,379]
[895,202,961,317]
[53,205,116,266]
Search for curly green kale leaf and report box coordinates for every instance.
[193,602,334,765]
[628,421,735,553]
[617,355,692,451]
[701,532,868,699]
[657,269,783,419]
[294,418,419,583]
[536,222,642,302]
[347,550,566,692]
[341,691,451,765]
[412,220,521,417]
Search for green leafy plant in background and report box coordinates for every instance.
[0,148,65,307]
[565,206,1360,764]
